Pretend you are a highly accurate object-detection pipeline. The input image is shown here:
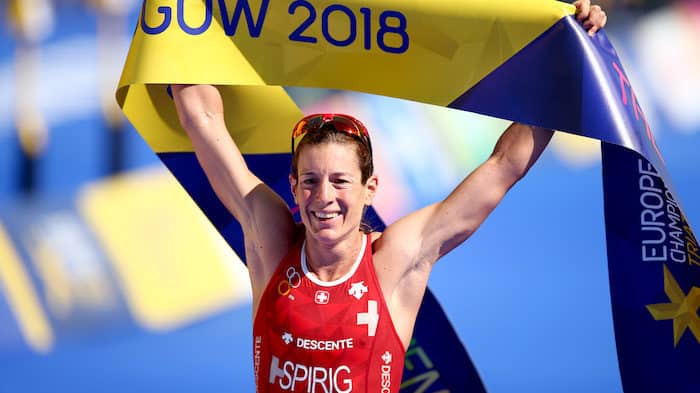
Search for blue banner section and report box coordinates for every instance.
[602,142,700,393]
[449,16,671,193]
[158,151,484,392]
[450,14,698,390]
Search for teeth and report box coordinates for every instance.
[314,212,339,219]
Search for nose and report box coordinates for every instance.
[317,179,334,203]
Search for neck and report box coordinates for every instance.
[304,231,365,282]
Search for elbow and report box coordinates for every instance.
[171,85,223,133]
[487,153,528,186]
[180,109,219,134]
[488,123,552,183]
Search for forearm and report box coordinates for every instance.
[489,122,554,182]
[415,123,552,262]
[172,84,261,222]
[173,84,248,175]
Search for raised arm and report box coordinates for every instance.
[377,0,607,270]
[171,85,296,298]
[422,122,554,261]
[373,123,552,345]
[377,0,607,348]
[172,84,256,224]
[376,123,553,269]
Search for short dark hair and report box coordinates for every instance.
[290,125,374,184]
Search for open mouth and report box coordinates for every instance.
[312,211,340,221]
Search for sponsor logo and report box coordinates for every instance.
[348,281,368,300]
[381,351,392,364]
[314,290,330,304]
[282,332,294,345]
[269,356,352,393]
[254,336,262,386]
[278,266,302,297]
[296,337,354,351]
[380,351,392,392]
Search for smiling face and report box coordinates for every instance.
[291,142,377,245]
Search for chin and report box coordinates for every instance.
[306,224,355,245]
[308,227,342,243]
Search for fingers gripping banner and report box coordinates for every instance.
[117,0,699,391]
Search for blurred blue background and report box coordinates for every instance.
[0,0,698,392]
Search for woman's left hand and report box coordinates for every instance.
[574,0,608,36]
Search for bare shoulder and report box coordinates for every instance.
[249,223,303,314]
[369,226,433,349]
[371,204,439,269]
[370,205,437,290]
[249,222,303,278]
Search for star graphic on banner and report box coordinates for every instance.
[646,264,700,347]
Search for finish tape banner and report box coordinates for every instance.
[117,0,699,391]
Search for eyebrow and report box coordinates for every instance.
[299,171,355,178]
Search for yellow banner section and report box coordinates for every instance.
[117,0,573,153]
[0,222,53,353]
[79,168,252,331]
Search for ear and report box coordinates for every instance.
[364,175,378,205]
[289,174,298,204]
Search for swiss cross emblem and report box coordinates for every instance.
[314,290,330,304]
[357,300,379,336]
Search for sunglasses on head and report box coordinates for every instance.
[291,113,373,158]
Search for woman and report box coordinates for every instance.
[172,2,607,391]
